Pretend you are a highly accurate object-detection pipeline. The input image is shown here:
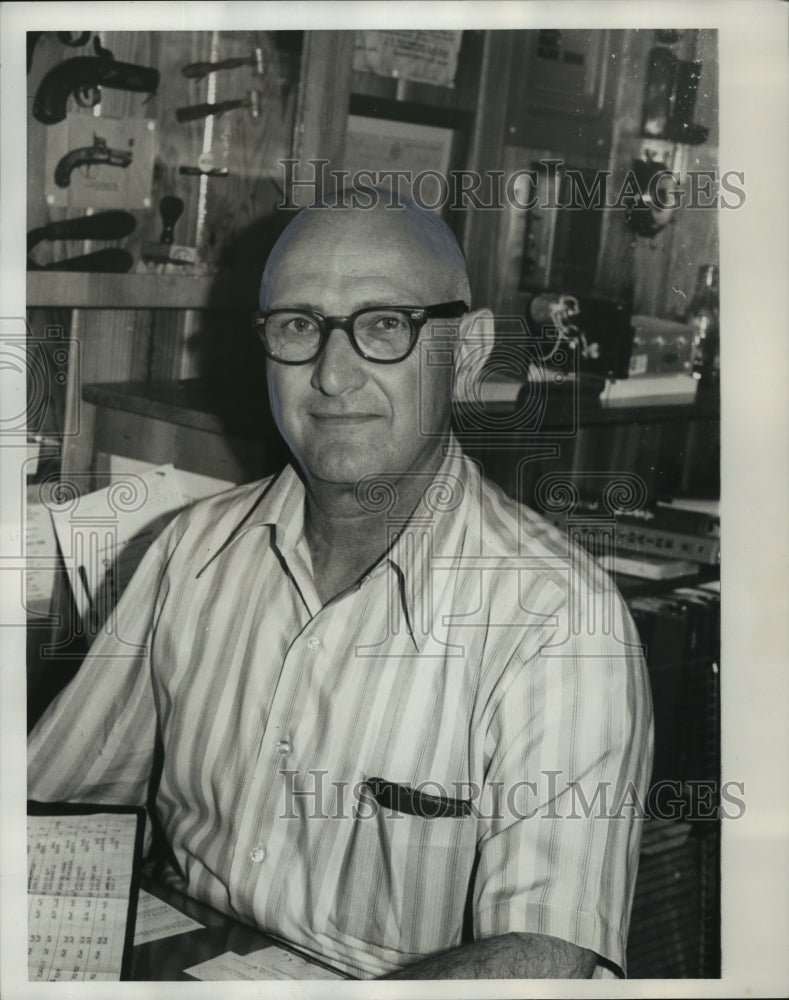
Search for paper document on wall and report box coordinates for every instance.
[353,30,462,87]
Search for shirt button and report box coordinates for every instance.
[249,846,266,863]
[276,739,292,755]
[306,636,321,650]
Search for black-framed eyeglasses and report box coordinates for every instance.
[251,300,469,364]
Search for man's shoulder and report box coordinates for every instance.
[185,475,277,515]
[467,458,569,558]
[467,458,615,599]
[163,472,281,552]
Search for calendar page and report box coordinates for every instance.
[27,808,143,981]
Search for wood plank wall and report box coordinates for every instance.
[27,30,303,478]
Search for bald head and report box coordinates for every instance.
[260,191,471,309]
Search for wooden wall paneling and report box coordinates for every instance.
[593,28,643,305]
[59,309,152,483]
[25,308,73,444]
[148,308,189,381]
[28,31,305,408]
[27,31,161,266]
[28,31,159,485]
[291,31,355,203]
[504,30,620,158]
[490,145,531,314]
[657,141,720,319]
[693,30,719,149]
[91,408,267,484]
[460,31,515,312]
[680,416,720,496]
[134,29,207,262]
[197,31,302,267]
[595,29,719,318]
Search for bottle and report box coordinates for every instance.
[686,264,719,386]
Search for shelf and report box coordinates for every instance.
[83,379,267,438]
[84,379,719,439]
[27,271,260,310]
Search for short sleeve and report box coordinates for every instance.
[27,525,172,808]
[473,590,654,975]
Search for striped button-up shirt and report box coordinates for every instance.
[28,441,653,978]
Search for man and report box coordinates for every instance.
[28,193,653,980]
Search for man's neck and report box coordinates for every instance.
[302,438,449,604]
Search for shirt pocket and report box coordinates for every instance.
[327,781,478,957]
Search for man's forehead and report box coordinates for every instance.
[261,201,469,307]
[272,245,417,277]
[267,222,449,290]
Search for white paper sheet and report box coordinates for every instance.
[353,30,461,87]
[48,462,236,630]
[24,484,59,614]
[184,946,343,981]
[132,890,203,946]
[49,464,187,626]
[28,813,139,982]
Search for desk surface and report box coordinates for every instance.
[131,875,349,981]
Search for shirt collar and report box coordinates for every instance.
[197,435,477,650]
[381,436,475,650]
[194,463,306,578]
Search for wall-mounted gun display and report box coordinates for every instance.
[54,134,133,188]
[33,37,160,125]
[27,31,93,74]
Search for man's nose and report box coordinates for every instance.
[310,325,366,395]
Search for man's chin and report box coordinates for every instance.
[301,444,388,489]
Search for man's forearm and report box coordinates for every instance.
[383,931,598,980]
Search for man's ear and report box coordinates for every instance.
[453,308,495,403]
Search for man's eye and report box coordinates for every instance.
[363,313,409,335]
[283,316,318,335]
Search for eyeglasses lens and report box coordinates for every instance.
[353,310,413,359]
[263,310,415,362]
[265,312,321,362]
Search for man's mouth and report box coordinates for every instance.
[308,412,383,422]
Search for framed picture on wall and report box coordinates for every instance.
[343,94,472,235]
[344,114,454,210]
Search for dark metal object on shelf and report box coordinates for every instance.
[179,165,229,178]
[641,47,676,138]
[158,196,184,245]
[664,60,709,145]
[181,47,264,80]
[626,156,677,238]
[27,210,137,273]
[175,89,261,123]
[29,249,134,273]
[179,151,229,178]
[654,29,685,45]
[33,37,160,125]
[641,47,709,145]
[141,196,197,266]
